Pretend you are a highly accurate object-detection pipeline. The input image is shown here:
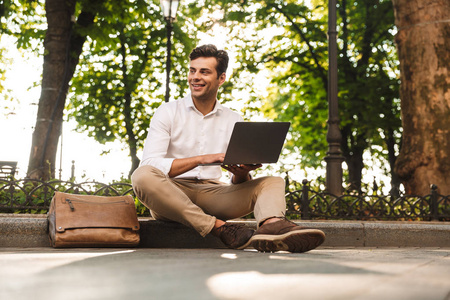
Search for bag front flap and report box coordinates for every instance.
[53,192,140,232]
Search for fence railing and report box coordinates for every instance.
[1,178,449,221]
[286,180,449,221]
[0,179,136,213]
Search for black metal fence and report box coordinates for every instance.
[0,179,137,214]
[1,178,449,221]
[286,180,449,221]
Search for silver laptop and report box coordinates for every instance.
[199,122,290,166]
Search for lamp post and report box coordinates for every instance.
[325,0,344,195]
[161,0,180,103]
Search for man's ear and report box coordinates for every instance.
[218,72,226,86]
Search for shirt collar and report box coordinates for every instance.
[185,95,223,116]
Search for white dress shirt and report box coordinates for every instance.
[140,95,243,180]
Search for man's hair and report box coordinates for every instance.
[189,44,229,78]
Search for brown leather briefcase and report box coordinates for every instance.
[48,191,140,247]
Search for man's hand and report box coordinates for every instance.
[199,153,225,165]
[222,164,262,184]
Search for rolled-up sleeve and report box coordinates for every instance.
[140,105,175,175]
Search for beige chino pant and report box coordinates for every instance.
[131,165,286,237]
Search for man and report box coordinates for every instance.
[132,44,325,252]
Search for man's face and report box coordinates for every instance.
[188,57,226,102]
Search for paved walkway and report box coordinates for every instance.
[1,247,449,300]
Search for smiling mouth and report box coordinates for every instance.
[192,83,205,89]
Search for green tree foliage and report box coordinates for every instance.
[0,0,201,179]
[0,0,46,49]
[0,0,45,114]
[202,0,401,191]
[67,0,200,177]
[337,0,401,192]
[2,0,402,188]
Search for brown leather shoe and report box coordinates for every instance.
[249,219,325,253]
[215,223,255,249]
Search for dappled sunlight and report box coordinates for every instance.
[206,271,381,300]
[0,249,135,276]
[221,253,238,260]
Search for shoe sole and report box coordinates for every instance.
[238,229,325,253]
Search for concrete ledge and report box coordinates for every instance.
[0,214,49,247]
[363,222,450,247]
[1,214,449,248]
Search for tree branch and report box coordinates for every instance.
[268,3,328,89]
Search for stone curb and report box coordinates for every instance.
[1,214,449,248]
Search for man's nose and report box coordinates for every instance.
[191,71,200,80]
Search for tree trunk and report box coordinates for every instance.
[392,0,450,195]
[386,128,401,198]
[27,0,96,180]
[119,30,141,178]
[340,122,367,192]
[124,91,140,178]
[343,143,365,192]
